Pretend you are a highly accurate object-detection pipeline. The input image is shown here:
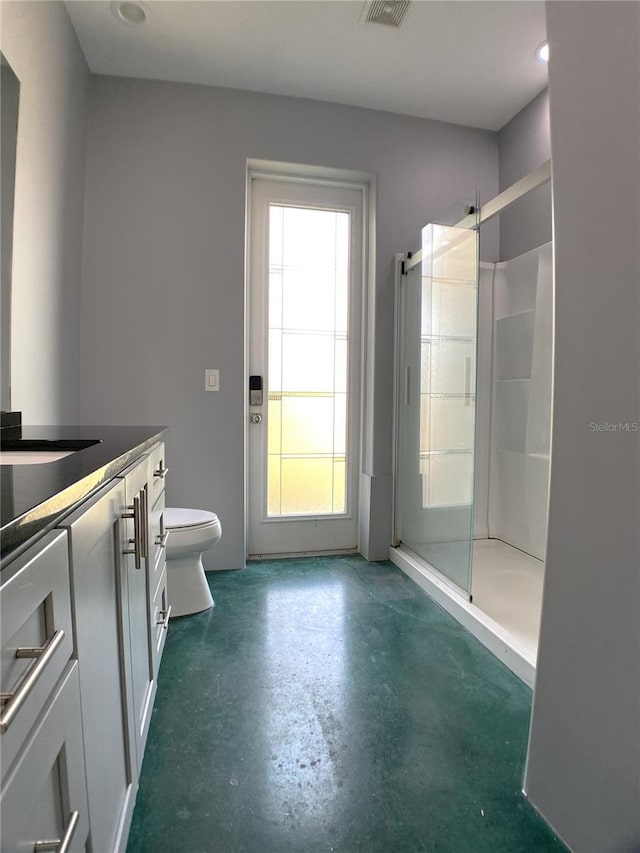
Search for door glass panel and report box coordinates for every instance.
[267,205,350,518]
[396,193,479,594]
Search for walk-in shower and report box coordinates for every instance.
[391,165,552,686]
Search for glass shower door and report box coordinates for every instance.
[396,195,479,595]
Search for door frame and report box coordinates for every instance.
[244,159,376,560]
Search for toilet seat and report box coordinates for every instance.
[164,507,219,530]
[164,508,221,558]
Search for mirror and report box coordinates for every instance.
[1,52,20,412]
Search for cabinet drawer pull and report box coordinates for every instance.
[140,488,149,560]
[155,531,169,549]
[34,810,79,853]
[0,629,65,732]
[153,464,169,479]
[156,605,172,629]
[122,496,142,570]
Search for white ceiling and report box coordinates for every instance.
[65,0,548,131]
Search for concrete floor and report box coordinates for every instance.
[127,555,566,852]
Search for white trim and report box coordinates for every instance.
[249,547,360,560]
[248,158,375,189]
[390,545,536,687]
[390,254,406,549]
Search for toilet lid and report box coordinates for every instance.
[164,507,219,530]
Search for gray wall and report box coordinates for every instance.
[79,76,499,569]
[498,89,551,261]
[1,61,19,411]
[0,2,89,423]
[526,3,640,851]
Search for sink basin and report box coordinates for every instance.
[0,450,77,465]
[0,438,101,465]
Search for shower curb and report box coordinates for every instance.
[390,545,536,688]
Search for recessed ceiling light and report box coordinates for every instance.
[111,1,148,26]
[535,40,549,63]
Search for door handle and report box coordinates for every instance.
[122,495,142,570]
[34,810,79,853]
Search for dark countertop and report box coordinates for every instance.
[1,425,168,565]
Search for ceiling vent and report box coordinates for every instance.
[363,0,412,28]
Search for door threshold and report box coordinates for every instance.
[249,548,360,560]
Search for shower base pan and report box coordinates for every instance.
[390,544,537,687]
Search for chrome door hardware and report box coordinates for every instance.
[0,630,66,732]
[153,463,169,479]
[34,810,79,853]
[156,606,172,629]
[122,496,142,570]
[250,413,262,424]
[122,488,149,569]
[139,488,149,560]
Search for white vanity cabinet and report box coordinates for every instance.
[0,531,90,853]
[1,436,170,853]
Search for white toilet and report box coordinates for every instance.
[164,508,222,617]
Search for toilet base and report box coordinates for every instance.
[166,554,214,617]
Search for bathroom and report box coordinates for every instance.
[1,2,638,852]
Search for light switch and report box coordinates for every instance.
[205,369,220,392]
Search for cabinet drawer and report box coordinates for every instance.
[149,488,166,601]
[148,441,168,507]
[0,662,89,853]
[0,530,74,779]
[151,568,169,679]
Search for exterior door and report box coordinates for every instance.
[248,175,364,556]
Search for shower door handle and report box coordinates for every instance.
[464,357,472,406]
[404,366,410,406]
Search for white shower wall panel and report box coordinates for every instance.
[488,243,552,560]
[495,310,535,380]
[493,246,538,317]
[526,244,553,458]
[494,379,530,453]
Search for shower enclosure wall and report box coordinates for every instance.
[487,244,552,561]
[392,176,553,686]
